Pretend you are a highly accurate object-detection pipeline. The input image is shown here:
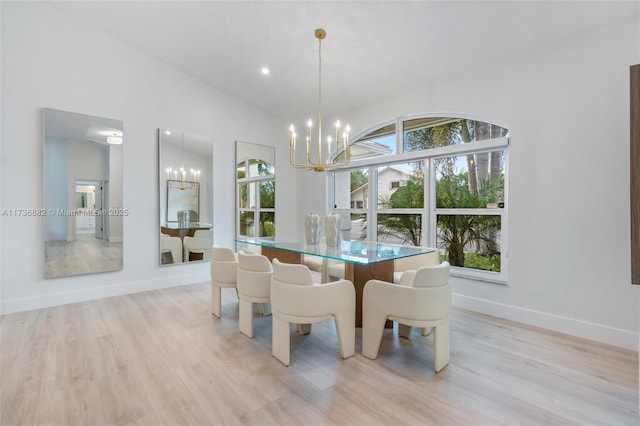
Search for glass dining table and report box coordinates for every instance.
[236,238,435,327]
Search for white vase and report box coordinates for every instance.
[325,213,342,247]
[305,213,320,245]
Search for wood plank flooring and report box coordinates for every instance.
[1,282,637,425]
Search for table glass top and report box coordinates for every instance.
[236,237,435,265]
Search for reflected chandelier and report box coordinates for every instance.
[289,29,351,172]
[166,132,200,190]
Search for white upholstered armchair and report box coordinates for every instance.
[183,229,213,261]
[237,250,272,338]
[270,259,355,366]
[362,261,451,372]
[210,247,238,318]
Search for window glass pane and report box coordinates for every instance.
[239,211,255,236]
[237,161,246,179]
[377,213,422,246]
[404,118,508,153]
[350,123,396,159]
[435,150,505,208]
[238,183,254,208]
[436,214,501,272]
[259,212,275,238]
[259,180,275,208]
[248,159,274,177]
[347,213,367,241]
[334,168,369,210]
[377,162,423,208]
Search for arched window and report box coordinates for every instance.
[329,114,509,283]
[236,142,276,239]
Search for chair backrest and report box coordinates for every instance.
[212,246,237,261]
[184,236,212,251]
[238,250,272,273]
[193,229,212,240]
[271,258,314,286]
[411,261,450,288]
[210,247,238,284]
[238,251,272,298]
[394,250,440,273]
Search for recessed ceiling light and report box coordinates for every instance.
[165,130,171,135]
[261,67,270,75]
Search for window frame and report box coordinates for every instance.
[236,158,276,239]
[328,114,509,283]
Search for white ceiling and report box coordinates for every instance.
[50,1,638,123]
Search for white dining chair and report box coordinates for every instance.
[362,261,451,372]
[270,259,355,366]
[237,250,272,338]
[210,246,238,318]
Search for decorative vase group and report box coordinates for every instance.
[305,213,343,247]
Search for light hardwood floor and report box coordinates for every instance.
[1,283,637,425]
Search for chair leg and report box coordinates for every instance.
[239,298,253,338]
[296,324,312,335]
[211,285,222,318]
[433,318,450,372]
[272,316,291,366]
[398,324,413,338]
[362,312,388,360]
[334,312,355,359]
[258,302,272,317]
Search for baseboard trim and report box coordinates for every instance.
[453,293,639,351]
[0,272,209,315]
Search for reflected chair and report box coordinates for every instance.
[237,250,273,338]
[160,233,182,264]
[393,249,440,283]
[362,261,451,372]
[270,259,355,366]
[210,247,238,318]
[183,230,213,261]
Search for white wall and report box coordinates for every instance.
[0,2,297,313]
[299,16,640,349]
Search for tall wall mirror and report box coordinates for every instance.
[159,129,213,265]
[235,141,276,240]
[43,108,124,278]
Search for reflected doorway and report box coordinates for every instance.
[75,180,106,240]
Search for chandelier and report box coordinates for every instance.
[165,132,200,190]
[289,29,351,172]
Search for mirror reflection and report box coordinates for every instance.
[159,129,213,265]
[236,141,276,239]
[43,108,124,278]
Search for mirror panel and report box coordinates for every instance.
[43,108,124,278]
[159,129,213,265]
[235,141,276,239]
